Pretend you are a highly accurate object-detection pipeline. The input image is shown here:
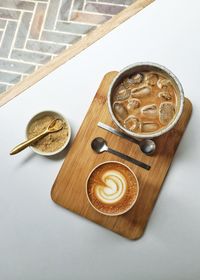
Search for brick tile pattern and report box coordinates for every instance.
[0,0,136,94]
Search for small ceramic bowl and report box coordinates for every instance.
[26,110,71,156]
[86,161,139,216]
[107,62,185,139]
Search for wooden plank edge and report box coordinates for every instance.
[0,0,155,107]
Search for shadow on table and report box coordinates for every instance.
[20,152,37,164]
[18,131,74,163]
[46,135,73,161]
[47,146,69,161]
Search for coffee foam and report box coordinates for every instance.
[87,162,139,216]
[95,170,127,204]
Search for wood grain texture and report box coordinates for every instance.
[0,0,154,107]
[51,71,192,240]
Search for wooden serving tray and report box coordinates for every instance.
[51,71,192,239]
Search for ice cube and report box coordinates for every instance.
[127,98,141,112]
[146,73,159,86]
[124,116,139,131]
[157,78,171,89]
[159,102,175,125]
[141,104,158,118]
[115,85,130,101]
[158,91,172,100]
[113,102,128,120]
[131,86,151,98]
[130,73,144,84]
[141,122,159,132]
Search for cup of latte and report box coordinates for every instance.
[86,161,139,216]
[107,62,184,139]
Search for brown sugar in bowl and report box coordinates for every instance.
[26,110,71,156]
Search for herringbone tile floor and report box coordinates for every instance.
[0,0,136,95]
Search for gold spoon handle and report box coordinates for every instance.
[10,130,48,155]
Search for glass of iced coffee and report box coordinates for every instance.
[108,62,184,139]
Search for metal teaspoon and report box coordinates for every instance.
[97,122,156,156]
[91,137,151,170]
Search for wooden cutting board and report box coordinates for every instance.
[51,71,192,239]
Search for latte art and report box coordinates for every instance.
[87,162,139,216]
[95,170,127,204]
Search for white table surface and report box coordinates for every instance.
[1,0,200,279]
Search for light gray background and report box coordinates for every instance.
[0,0,200,279]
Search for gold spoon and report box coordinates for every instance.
[10,118,64,155]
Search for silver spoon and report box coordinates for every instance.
[138,139,156,156]
[97,122,156,155]
[91,137,151,170]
